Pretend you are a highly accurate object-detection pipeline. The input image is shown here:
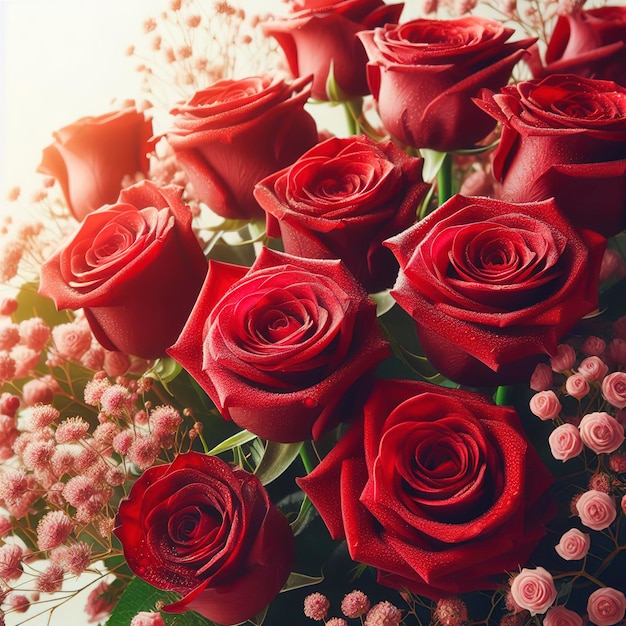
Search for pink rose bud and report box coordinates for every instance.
[130,612,166,626]
[578,356,609,382]
[565,373,591,399]
[579,412,625,454]
[510,566,557,616]
[581,336,606,357]
[601,371,626,409]
[586,587,626,626]
[543,605,583,626]
[607,338,626,367]
[554,528,591,560]
[529,390,562,421]
[550,344,577,372]
[0,298,18,317]
[530,362,553,391]
[599,248,626,283]
[576,489,617,531]
[549,423,583,462]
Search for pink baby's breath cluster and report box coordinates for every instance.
[305,592,404,626]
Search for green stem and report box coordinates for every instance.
[495,385,513,406]
[299,442,316,474]
[343,99,359,136]
[437,152,453,206]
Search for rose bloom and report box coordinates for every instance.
[579,412,625,454]
[549,423,583,462]
[543,605,583,626]
[566,373,591,400]
[298,379,554,598]
[38,105,152,221]
[576,489,617,531]
[537,7,626,87]
[169,247,390,443]
[578,356,610,382]
[165,75,318,221]
[510,567,557,616]
[555,528,591,560]
[357,16,535,151]
[385,195,605,386]
[263,0,404,101]
[255,135,430,293]
[601,371,626,409]
[529,390,562,421]
[114,452,294,626]
[477,74,626,237]
[587,587,626,626]
[39,180,208,359]
[551,343,577,373]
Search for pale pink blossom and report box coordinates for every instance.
[0,323,20,351]
[0,515,12,538]
[0,352,17,383]
[29,404,60,430]
[103,350,131,377]
[11,345,41,378]
[35,562,64,593]
[530,362,554,391]
[549,424,583,462]
[127,433,160,470]
[85,580,116,623]
[586,587,626,626]
[543,605,583,626]
[342,591,371,619]
[0,544,24,581]
[304,593,330,620]
[601,372,626,409]
[578,356,609,382]
[81,344,106,370]
[0,392,20,417]
[551,344,577,372]
[364,601,403,626]
[0,297,18,316]
[52,541,91,575]
[21,378,54,406]
[84,377,111,406]
[579,412,625,454]
[100,384,133,417]
[130,612,166,626]
[555,528,590,560]
[434,596,469,626]
[51,322,92,361]
[510,567,557,615]
[6,593,30,613]
[581,336,607,357]
[576,490,617,531]
[18,317,50,351]
[530,390,562,421]
[55,416,90,444]
[36,510,73,551]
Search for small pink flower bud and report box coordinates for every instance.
[0,297,18,316]
[579,412,625,454]
[576,489,617,531]
[130,612,166,626]
[530,362,553,391]
[304,593,330,621]
[578,356,609,382]
[35,563,65,593]
[509,567,557,616]
[548,423,583,461]
[21,378,55,406]
[341,591,370,619]
[434,596,469,626]
[364,601,403,626]
[565,373,591,399]
[581,336,606,357]
[550,344,576,372]
[543,605,582,626]
[607,338,626,367]
[554,528,590,560]
[529,390,561,421]
[36,510,74,551]
[586,587,626,626]
[601,372,626,409]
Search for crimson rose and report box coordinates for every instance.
[477,74,626,236]
[255,135,430,293]
[262,0,403,101]
[38,105,152,221]
[385,194,605,386]
[357,17,534,151]
[298,379,554,599]
[536,6,626,86]
[168,247,390,443]
[39,180,208,359]
[114,452,294,626]
[165,75,318,221]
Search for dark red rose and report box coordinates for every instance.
[262,0,403,101]
[357,17,535,152]
[254,135,430,293]
[385,194,606,386]
[298,379,554,599]
[477,74,626,236]
[168,247,390,443]
[114,452,294,626]
[38,105,152,221]
[534,6,626,86]
[38,180,208,359]
[165,75,318,221]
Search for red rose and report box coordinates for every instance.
[38,106,152,221]
[262,0,404,101]
[254,135,430,293]
[39,180,208,359]
[168,247,390,443]
[385,194,606,386]
[477,74,626,236]
[114,452,294,626]
[536,6,626,86]
[357,17,535,152]
[298,379,554,599]
[165,75,318,221]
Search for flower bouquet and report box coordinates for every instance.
[2,0,626,625]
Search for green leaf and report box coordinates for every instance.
[13,280,69,325]
[206,430,258,456]
[145,358,183,386]
[290,495,316,536]
[281,572,324,592]
[105,577,213,626]
[370,289,396,317]
[419,148,448,183]
[254,441,303,486]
